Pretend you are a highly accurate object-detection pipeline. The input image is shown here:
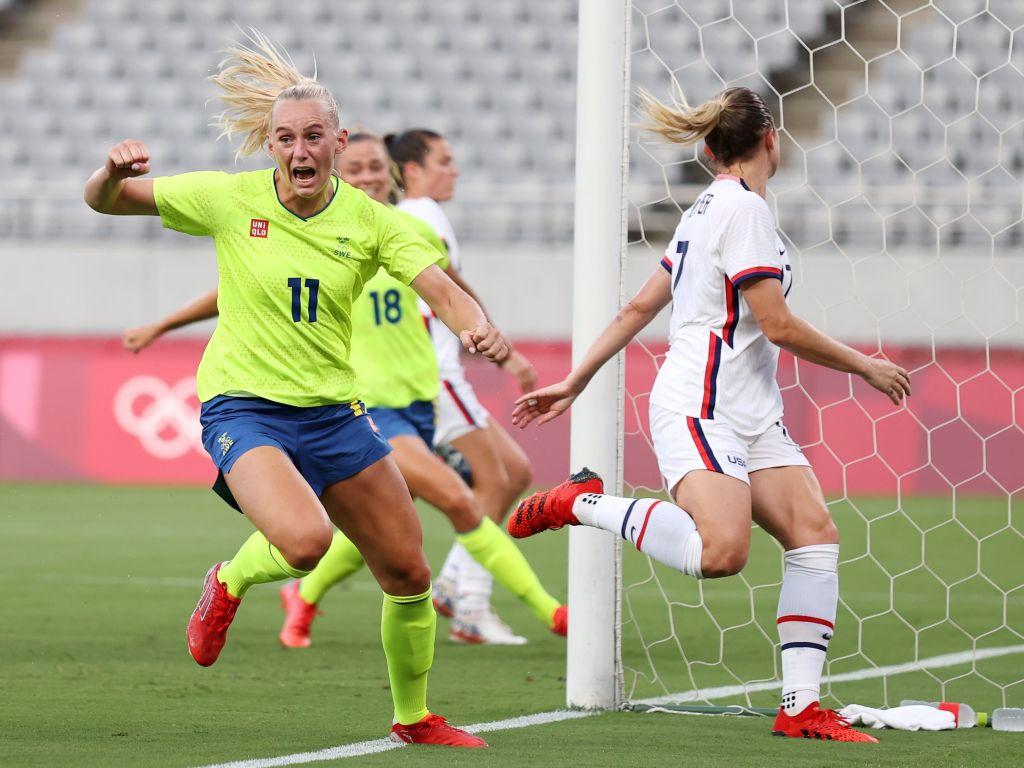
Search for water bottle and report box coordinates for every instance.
[899,700,981,728]
[992,708,1024,732]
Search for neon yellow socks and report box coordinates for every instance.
[457,517,561,627]
[381,588,435,725]
[298,531,366,604]
[217,530,310,599]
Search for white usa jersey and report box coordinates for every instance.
[397,196,464,378]
[649,175,794,436]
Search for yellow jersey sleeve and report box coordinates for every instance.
[396,209,450,271]
[153,171,233,237]
[373,202,445,285]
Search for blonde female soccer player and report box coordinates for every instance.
[385,130,550,636]
[86,32,494,748]
[122,133,566,648]
[508,87,911,743]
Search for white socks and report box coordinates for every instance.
[777,543,839,715]
[439,542,492,616]
[572,493,703,578]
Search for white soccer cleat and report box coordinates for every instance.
[450,608,528,646]
[432,576,458,619]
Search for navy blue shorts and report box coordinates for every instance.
[368,400,436,446]
[200,395,392,507]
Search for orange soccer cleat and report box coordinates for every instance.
[390,714,488,748]
[187,562,241,667]
[507,468,604,539]
[551,604,568,637]
[278,580,320,648]
[772,702,879,743]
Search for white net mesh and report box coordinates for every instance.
[622,0,1024,711]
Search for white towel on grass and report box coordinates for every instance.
[838,704,957,731]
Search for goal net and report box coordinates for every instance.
[598,0,1024,714]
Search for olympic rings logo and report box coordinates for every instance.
[113,375,203,460]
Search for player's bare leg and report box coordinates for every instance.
[320,456,485,747]
[452,418,532,524]
[511,468,751,581]
[189,447,332,666]
[390,436,543,643]
[751,466,874,742]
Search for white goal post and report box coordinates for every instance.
[565,0,631,710]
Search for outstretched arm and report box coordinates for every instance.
[512,267,672,428]
[411,264,509,363]
[123,290,219,353]
[741,278,911,405]
[84,139,158,215]
[445,263,535,391]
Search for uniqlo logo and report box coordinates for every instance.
[250,219,269,238]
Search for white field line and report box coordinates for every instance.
[193,711,598,768]
[193,645,1023,768]
[637,644,1024,706]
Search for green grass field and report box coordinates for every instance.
[2,484,1022,767]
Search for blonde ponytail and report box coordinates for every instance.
[637,87,728,147]
[638,85,775,166]
[210,29,340,158]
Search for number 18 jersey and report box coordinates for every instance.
[649,175,794,436]
[348,210,448,409]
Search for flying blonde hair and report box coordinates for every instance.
[637,86,729,146]
[210,29,340,159]
[638,84,774,166]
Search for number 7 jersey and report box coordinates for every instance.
[650,175,794,436]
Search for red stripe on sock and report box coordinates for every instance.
[634,501,662,550]
[777,614,835,630]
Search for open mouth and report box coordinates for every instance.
[292,166,316,182]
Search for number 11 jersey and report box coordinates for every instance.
[153,169,442,407]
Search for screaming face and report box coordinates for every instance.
[268,99,346,201]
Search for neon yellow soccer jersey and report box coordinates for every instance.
[153,169,443,406]
[349,210,449,409]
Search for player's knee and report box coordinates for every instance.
[505,454,533,498]
[701,545,749,578]
[819,517,840,545]
[380,557,432,596]
[438,485,480,531]
[280,523,333,572]
[805,507,839,546]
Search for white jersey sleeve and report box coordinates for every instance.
[719,195,785,287]
[396,197,465,379]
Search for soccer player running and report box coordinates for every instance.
[121,133,566,648]
[85,32,495,748]
[508,87,911,743]
[385,130,554,641]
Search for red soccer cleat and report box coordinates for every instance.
[772,702,879,743]
[551,604,568,637]
[507,468,604,539]
[390,713,488,748]
[278,580,320,648]
[187,562,241,667]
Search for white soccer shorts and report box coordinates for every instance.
[650,402,810,492]
[434,374,491,445]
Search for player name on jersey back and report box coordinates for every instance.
[651,175,794,436]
